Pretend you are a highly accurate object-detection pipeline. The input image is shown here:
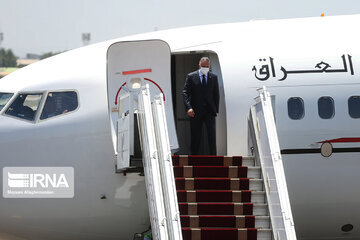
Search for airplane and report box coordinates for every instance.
[1,13,360,240]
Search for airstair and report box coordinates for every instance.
[173,87,297,240]
[116,85,296,240]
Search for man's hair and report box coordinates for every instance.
[199,57,210,64]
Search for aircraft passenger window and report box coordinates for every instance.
[0,93,13,111]
[40,91,78,120]
[5,93,43,121]
[348,96,360,118]
[288,97,304,120]
[318,97,335,119]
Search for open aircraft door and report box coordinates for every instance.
[107,40,179,171]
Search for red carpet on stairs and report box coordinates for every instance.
[174,166,249,178]
[177,190,252,203]
[179,203,254,215]
[182,228,258,240]
[173,155,261,240]
[175,177,250,190]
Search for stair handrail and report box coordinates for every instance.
[249,86,297,240]
[137,85,169,240]
[152,93,183,240]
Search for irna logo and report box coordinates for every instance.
[3,167,74,198]
[8,172,69,188]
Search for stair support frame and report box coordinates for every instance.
[249,86,297,240]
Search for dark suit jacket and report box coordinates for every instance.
[183,70,220,116]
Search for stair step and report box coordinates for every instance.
[181,216,270,228]
[257,228,272,240]
[253,216,271,228]
[248,167,261,178]
[179,203,268,216]
[177,190,266,203]
[182,228,271,240]
[173,166,261,179]
[175,178,263,191]
[242,157,256,167]
[253,204,268,216]
[172,155,255,167]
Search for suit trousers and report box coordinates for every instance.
[190,112,217,155]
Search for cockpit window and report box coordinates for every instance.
[288,97,305,120]
[40,91,78,120]
[5,93,43,121]
[0,93,13,111]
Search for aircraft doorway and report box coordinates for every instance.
[171,52,227,155]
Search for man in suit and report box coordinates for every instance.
[182,57,220,155]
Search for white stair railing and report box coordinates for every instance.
[136,85,183,240]
[248,86,297,240]
[152,94,183,240]
[137,85,168,240]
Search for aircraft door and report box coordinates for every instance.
[107,40,179,171]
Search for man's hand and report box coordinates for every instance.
[187,109,195,118]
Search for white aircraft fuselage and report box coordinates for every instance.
[1,14,360,240]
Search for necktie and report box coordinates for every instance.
[202,74,206,87]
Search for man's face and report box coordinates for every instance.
[199,60,210,69]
